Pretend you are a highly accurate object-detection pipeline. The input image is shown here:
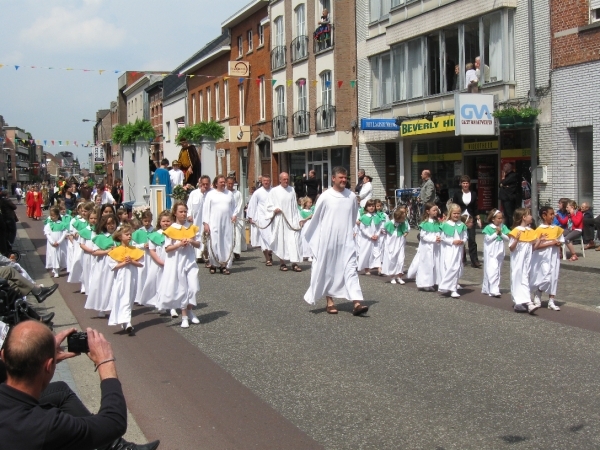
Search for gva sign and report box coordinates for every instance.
[454,93,495,136]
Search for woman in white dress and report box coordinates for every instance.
[44,207,68,277]
[481,209,510,297]
[438,204,467,298]
[356,200,383,275]
[107,224,144,334]
[155,201,201,328]
[85,214,117,317]
[381,207,409,284]
[508,208,540,314]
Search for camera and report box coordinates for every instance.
[67,332,89,353]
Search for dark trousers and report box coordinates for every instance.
[502,200,516,228]
[467,225,479,263]
[4,220,16,245]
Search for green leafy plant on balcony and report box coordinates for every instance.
[493,106,540,129]
[175,121,225,144]
[111,119,156,145]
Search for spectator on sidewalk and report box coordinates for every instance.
[357,175,373,208]
[0,266,58,302]
[580,202,596,249]
[0,190,18,246]
[111,180,123,208]
[419,170,436,205]
[564,200,583,261]
[302,170,322,203]
[14,185,23,204]
[354,169,365,195]
[499,163,520,228]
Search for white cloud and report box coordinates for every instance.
[20,6,126,52]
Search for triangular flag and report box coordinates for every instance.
[189,74,195,78]
[36,140,40,144]
[132,71,138,76]
[87,141,90,146]
[287,80,292,87]
[325,80,331,88]
[83,69,90,72]
[74,141,77,146]
[239,78,244,84]
[337,81,343,88]
[0,64,3,69]
[299,79,306,86]
[31,66,36,69]
[51,140,55,146]
[114,70,120,73]
[59,141,62,146]
[312,80,318,87]
[350,80,356,88]
[99,70,105,75]
[14,65,19,70]
[177,73,184,78]
[271,79,277,86]
[256,78,261,86]
[29,139,34,144]
[224,77,229,81]
[44,140,47,146]
[66,68,73,71]
[66,141,70,146]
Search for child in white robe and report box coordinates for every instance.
[67,202,93,292]
[132,211,154,306]
[381,207,409,284]
[508,208,540,314]
[356,200,384,275]
[298,197,315,261]
[531,206,564,311]
[85,214,117,317]
[78,208,97,296]
[155,201,202,328]
[44,207,68,277]
[107,224,144,334]
[438,204,467,298]
[481,209,510,297]
[139,210,175,316]
[410,202,441,291]
[373,199,388,273]
[66,202,83,275]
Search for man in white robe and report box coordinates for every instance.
[226,177,248,259]
[267,172,302,272]
[304,166,369,316]
[202,176,236,273]
[246,175,273,265]
[187,175,212,261]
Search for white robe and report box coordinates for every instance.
[304,188,363,304]
[509,227,533,305]
[482,225,509,296]
[437,221,467,293]
[246,187,272,251]
[229,189,248,254]
[202,190,236,268]
[139,232,166,307]
[356,214,383,271]
[108,257,141,326]
[132,226,154,305]
[155,223,200,310]
[67,218,87,284]
[381,222,409,276]
[188,188,211,258]
[299,209,314,258]
[169,168,184,188]
[266,185,302,263]
[530,224,563,296]
[79,233,95,296]
[44,223,68,270]
[246,193,260,248]
[85,239,115,312]
[412,220,441,288]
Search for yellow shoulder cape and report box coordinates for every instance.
[508,228,538,242]
[164,224,199,240]
[108,245,144,262]
[534,226,564,241]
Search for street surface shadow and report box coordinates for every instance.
[199,310,229,324]
[569,423,585,432]
[500,435,528,444]
[309,300,378,315]
[132,317,171,333]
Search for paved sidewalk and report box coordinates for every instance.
[13,220,148,445]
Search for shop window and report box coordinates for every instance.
[289,152,306,188]
[407,38,424,99]
[482,13,502,83]
[331,147,350,173]
[370,0,391,23]
[577,128,593,206]
[392,45,406,101]
[427,32,441,96]
[444,27,460,92]
[371,53,392,108]
[410,138,462,192]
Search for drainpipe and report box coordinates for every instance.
[528,0,538,219]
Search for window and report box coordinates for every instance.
[297,79,307,111]
[259,76,266,121]
[370,53,392,108]
[444,27,460,92]
[258,23,264,46]
[274,16,284,46]
[320,71,332,105]
[239,85,245,125]
[463,20,479,83]
[224,81,229,117]
[391,45,405,101]
[296,4,306,37]
[370,0,391,23]
[215,83,220,120]
[275,86,285,116]
[407,38,424,99]
[592,1,600,22]
[206,87,211,121]
[166,121,171,142]
[482,13,503,83]
[199,91,204,122]
[247,30,253,52]
[192,95,196,125]
[320,0,331,13]
[427,33,441,96]
[391,0,405,7]
[238,36,243,57]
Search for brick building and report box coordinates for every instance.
[146,79,164,167]
[357,0,551,213]
[0,115,7,188]
[550,0,600,211]
[3,126,32,188]
[269,0,358,191]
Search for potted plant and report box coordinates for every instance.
[175,120,225,145]
[492,107,519,129]
[515,106,541,128]
[112,119,156,145]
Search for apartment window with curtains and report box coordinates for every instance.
[320,71,332,105]
[258,23,264,46]
[192,95,196,125]
[370,0,391,23]
[259,76,266,121]
[238,36,243,57]
[215,83,220,120]
[247,30,253,52]
[224,81,229,117]
[206,87,211,121]
[199,91,204,122]
[239,84,245,125]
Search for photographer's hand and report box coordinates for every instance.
[55,327,79,362]
[86,328,117,380]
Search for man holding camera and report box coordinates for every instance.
[0,321,159,450]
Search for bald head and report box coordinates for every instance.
[2,321,55,382]
[279,172,290,188]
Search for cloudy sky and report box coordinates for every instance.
[0,0,251,168]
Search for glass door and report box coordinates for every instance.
[462,153,498,217]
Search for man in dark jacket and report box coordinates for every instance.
[499,163,520,228]
[302,170,322,202]
[354,169,365,195]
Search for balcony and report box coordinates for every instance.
[315,105,336,132]
[273,116,288,140]
[292,111,310,136]
[271,46,286,72]
[290,36,308,63]
[313,23,333,54]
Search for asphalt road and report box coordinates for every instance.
[23,214,600,449]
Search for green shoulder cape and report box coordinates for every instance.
[419,221,441,233]
[49,221,69,232]
[148,231,166,247]
[132,228,150,245]
[93,233,115,250]
[360,213,384,227]
[384,221,409,236]
[440,221,467,237]
[78,225,93,241]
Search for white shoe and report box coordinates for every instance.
[533,292,542,307]
[52,270,59,278]
[181,318,189,328]
[308,257,313,262]
[451,291,460,298]
[187,310,200,324]
[456,284,463,290]
[548,300,560,311]
[390,279,397,284]
[528,303,540,314]
[125,322,134,333]
[98,311,105,318]
[397,278,405,285]
[170,309,178,318]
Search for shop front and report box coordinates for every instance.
[281,147,352,192]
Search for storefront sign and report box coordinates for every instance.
[463,141,498,151]
[228,61,250,77]
[229,125,251,143]
[411,152,462,163]
[454,94,495,136]
[400,115,455,137]
[477,164,495,210]
[93,146,105,163]
[360,118,399,131]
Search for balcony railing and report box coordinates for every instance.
[271,46,286,71]
[292,111,310,136]
[313,23,333,54]
[273,115,288,139]
[315,105,336,132]
[290,36,309,63]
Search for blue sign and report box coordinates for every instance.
[360,118,399,131]
[460,104,492,120]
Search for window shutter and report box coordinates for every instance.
[591,0,600,9]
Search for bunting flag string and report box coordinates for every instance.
[10,136,96,148]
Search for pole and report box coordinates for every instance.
[528,0,538,219]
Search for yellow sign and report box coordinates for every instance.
[501,148,531,158]
[400,115,455,137]
[463,141,499,151]
[229,125,251,143]
[412,153,462,163]
[228,61,250,77]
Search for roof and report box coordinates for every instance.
[221,0,268,29]
[179,31,230,74]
